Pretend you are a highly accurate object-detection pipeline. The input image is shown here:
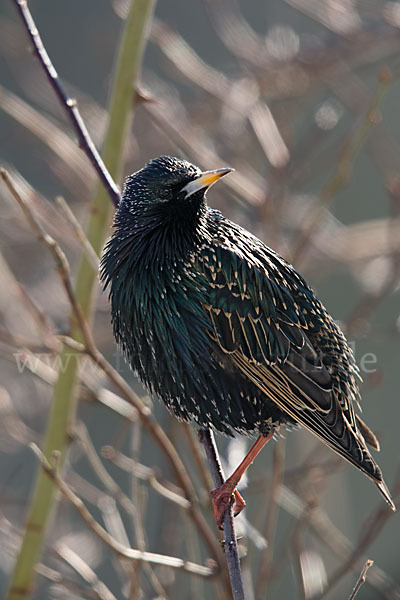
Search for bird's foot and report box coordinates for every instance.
[233,488,246,516]
[210,484,246,529]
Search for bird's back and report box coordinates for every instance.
[191,208,393,507]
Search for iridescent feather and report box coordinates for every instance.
[101,156,395,511]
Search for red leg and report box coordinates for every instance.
[211,431,274,528]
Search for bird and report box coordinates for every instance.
[100,155,395,527]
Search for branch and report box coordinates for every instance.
[315,493,398,600]
[5,1,155,597]
[0,169,79,318]
[101,445,191,509]
[55,196,99,270]
[290,68,393,264]
[7,3,249,594]
[255,438,285,597]
[182,422,214,494]
[55,544,118,600]
[199,427,245,600]
[12,0,120,206]
[30,444,214,578]
[348,560,374,600]
[1,169,230,590]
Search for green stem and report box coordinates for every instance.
[7,2,156,598]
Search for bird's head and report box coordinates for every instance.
[119,155,233,220]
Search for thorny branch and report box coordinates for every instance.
[199,427,245,600]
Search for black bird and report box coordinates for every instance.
[101,155,395,526]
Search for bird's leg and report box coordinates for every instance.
[210,430,274,528]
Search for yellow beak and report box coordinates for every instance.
[181,167,233,198]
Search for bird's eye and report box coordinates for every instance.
[159,187,172,201]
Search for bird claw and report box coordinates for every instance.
[210,485,246,529]
[233,488,246,517]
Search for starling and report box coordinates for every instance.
[101,155,395,526]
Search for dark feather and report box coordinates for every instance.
[100,156,395,511]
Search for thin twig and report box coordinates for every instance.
[55,196,99,270]
[36,562,110,600]
[96,388,139,422]
[55,544,118,600]
[7,3,155,593]
[144,101,267,207]
[81,343,226,573]
[199,427,245,600]
[7,1,238,583]
[290,68,393,263]
[102,446,190,509]
[74,422,140,519]
[87,351,229,582]
[315,496,398,600]
[348,560,374,600]
[30,444,214,578]
[1,168,229,588]
[128,421,144,600]
[12,0,120,206]
[255,438,285,596]
[1,168,79,315]
[182,422,214,496]
[128,420,166,600]
[281,466,400,600]
[14,281,59,351]
[248,474,399,599]
[0,84,89,189]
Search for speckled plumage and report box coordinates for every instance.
[101,156,394,509]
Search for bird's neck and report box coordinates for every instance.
[112,201,208,275]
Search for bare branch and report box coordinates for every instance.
[1,168,229,586]
[199,427,245,600]
[12,0,120,206]
[30,444,214,578]
[55,544,118,600]
[290,69,393,264]
[55,196,99,270]
[348,559,374,600]
[255,438,286,597]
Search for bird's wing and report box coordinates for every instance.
[194,241,383,484]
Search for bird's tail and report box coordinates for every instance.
[376,478,396,512]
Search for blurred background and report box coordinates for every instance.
[1,0,400,598]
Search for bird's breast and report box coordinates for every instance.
[110,255,214,390]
